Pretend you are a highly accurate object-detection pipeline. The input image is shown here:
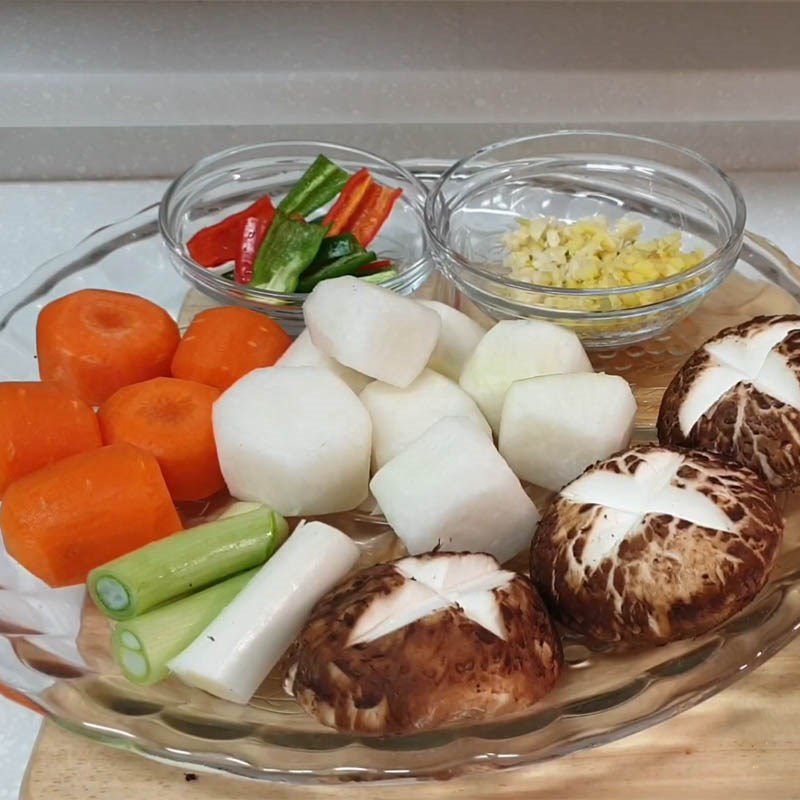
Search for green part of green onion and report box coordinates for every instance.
[88,507,288,621]
[112,568,257,685]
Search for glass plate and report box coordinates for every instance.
[1,162,800,784]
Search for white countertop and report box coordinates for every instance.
[0,172,798,797]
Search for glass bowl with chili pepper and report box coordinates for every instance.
[159,142,432,332]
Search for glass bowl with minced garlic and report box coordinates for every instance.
[425,132,746,348]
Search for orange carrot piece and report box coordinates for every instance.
[98,377,224,502]
[0,443,182,587]
[0,382,102,498]
[37,289,181,406]
[170,306,291,391]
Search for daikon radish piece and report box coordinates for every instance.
[168,520,360,704]
[419,301,485,381]
[459,320,593,433]
[304,276,440,388]
[371,416,540,564]
[213,366,371,516]
[499,372,637,491]
[360,369,491,470]
[277,330,371,394]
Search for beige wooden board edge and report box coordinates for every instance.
[21,638,800,800]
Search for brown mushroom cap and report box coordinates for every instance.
[285,552,563,735]
[658,314,800,489]
[531,444,784,645]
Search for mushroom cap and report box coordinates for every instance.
[285,552,563,735]
[658,315,800,489]
[531,444,784,645]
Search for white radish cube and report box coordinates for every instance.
[213,366,371,516]
[499,372,637,491]
[277,330,372,394]
[459,319,593,433]
[370,416,540,564]
[361,369,491,470]
[418,300,485,381]
[304,276,441,388]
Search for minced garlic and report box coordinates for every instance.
[502,216,705,311]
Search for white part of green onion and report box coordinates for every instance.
[111,568,257,686]
[95,576,130,611]
[119,630,141,651]
[120,650,148,680]
[168,521,360,705]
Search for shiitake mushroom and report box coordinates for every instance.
[658,315,800,490]
[530,444,784,645]
[285,552,563,735]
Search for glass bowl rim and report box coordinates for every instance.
[424,129,747,299]
[158,140,433,303]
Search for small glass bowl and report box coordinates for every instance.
[425,131,747,348]
[159,142,432,333]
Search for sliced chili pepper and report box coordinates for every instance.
[250,211,327,292]
[296,251,377,293]
[311,233,364,268]
[279,155,349,218]
[235,216,270,284]
[346,184,403,247]
[186,196,275,268]
[322,168,374,236]
[360,268,398,285]
[356,259,393,274]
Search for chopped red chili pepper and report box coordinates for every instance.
[356,259,393,274]
[187,196,275,268]
[322,168,373,236]
[346,184,403,247]
[235,216,270,284]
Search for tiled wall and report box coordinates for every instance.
[2,1,800,177]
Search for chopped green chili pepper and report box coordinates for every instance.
[297,250,377,293]
[278,155,349,218]
[311,233,364,267]
[360,268,398,285]
[250,211,327,292]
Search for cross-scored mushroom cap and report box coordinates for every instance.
[658,315,800,490]
[531,444,784,645]
[285,552,563,735]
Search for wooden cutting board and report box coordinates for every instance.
[20,638,800,800]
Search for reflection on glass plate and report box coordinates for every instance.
[1,163,800,782]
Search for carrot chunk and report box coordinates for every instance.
[37,289,181,406]
[0,382,102,498]
[171,306,291,391]
[0,443,182,587]
[99,377,224,501]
